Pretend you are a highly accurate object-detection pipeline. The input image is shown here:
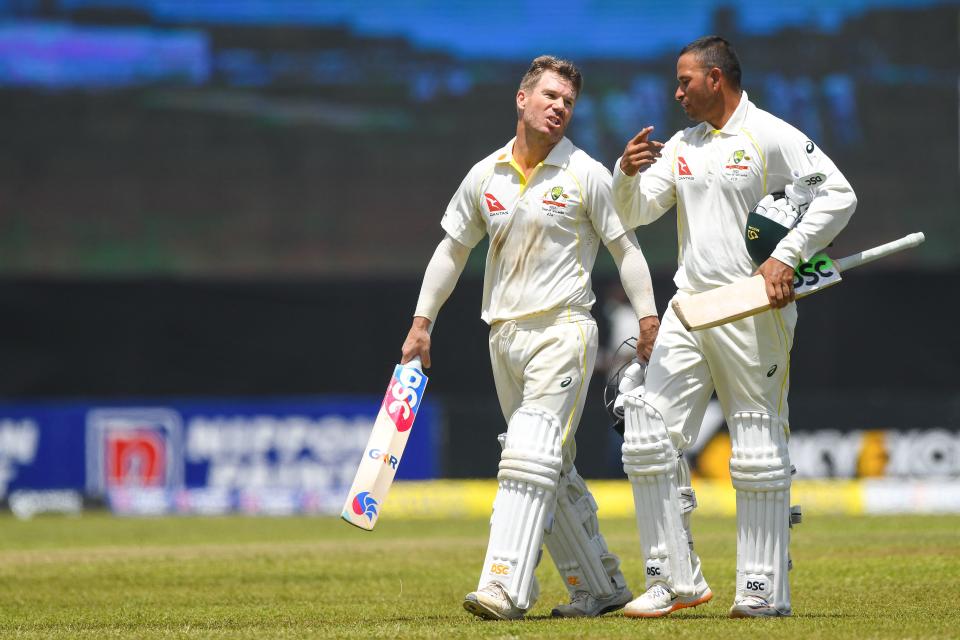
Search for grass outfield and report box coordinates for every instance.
[0,513,958,639]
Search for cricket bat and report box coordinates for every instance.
[672,232,925,331]
[341,355,429,530]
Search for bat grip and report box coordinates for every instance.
[835,232,925,271]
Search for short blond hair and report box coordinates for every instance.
[519,55,582,98]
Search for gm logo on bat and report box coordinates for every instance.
[368,448,399,469]
[382,364,428,432]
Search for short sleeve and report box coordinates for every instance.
[581,159,628,245]
[440,164,487,248]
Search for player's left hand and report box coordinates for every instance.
[756,257,795,308]
[636,315,660,362]
[611,359,646,427]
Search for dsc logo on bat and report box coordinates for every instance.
[382,364,428,432]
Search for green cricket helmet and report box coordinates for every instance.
[745,191,792,267]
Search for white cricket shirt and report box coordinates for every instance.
[442,137,627,324]
[613,91,857,293]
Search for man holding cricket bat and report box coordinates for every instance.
[400,56,660,620]
[611,36,857,618]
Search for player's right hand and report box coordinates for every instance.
[619,126,664,177]
[636,315,660,362]
[756,257,795,309]
[401,317,432,368]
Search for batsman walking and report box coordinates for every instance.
[401,55,660,620]
[612,36,857,618]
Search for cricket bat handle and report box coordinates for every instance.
[835,232,925,272]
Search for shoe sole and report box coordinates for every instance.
[729,605,791,619]
[624,589,714,618]
[463,598,520,621]
[550,594,633,618]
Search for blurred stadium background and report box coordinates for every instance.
[0,0,958,520]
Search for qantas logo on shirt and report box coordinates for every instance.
[677,156,694,180]
[484,193,507,213]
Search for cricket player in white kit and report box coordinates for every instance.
[612,36,857,618]
[401,56,660,620]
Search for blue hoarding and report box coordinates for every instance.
[0,396,439,515]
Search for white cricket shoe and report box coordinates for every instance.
[463,582,525,620]
[729,595,791,618]
[623,582,713,618]
[550,585,633,618]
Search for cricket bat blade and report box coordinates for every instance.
[673,232,924,331]
[341,357,428,531]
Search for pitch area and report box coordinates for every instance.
[0,512,957,638]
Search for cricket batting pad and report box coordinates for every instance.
[729,411,793,613]
[621,396,695,596]
[543,466,626,599]
[480,406,562,610]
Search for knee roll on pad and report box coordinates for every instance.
[729,411,793,613]
[480,406,562,610]
[621,396,695,595]
[542,466,625,598]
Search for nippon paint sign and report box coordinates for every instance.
[0,398,439,514]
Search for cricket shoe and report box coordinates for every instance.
[551,584,633,618]
[463,582,525,621]
[729,595,791,618]
[623,581,713,618]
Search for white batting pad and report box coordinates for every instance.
[621,396,695,595]
[543,466,625,598]
[729,411,793,613]
[480,406,562,610]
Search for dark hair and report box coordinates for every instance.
[519,55,583,98]
[680,36,741,89]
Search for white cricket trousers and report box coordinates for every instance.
[646,292,798,449]
[488,306,598,472]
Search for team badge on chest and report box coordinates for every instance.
[721,149,754,182]
[541,185,570,217]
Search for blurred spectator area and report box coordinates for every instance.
[0,2,957,276]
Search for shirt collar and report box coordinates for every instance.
[495,136,574,168]
[699,90,750,138]
[543,136,575,167]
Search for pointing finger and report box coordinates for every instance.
[630,126,654,144]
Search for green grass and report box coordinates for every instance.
[0,513,958,638]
